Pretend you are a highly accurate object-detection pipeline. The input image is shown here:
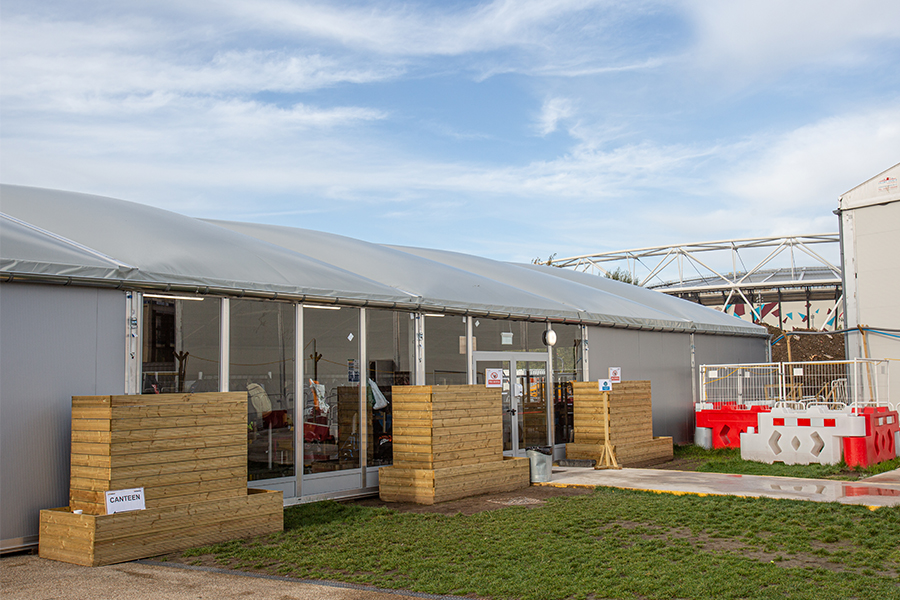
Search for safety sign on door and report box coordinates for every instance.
[609,367,621,384]
[485,368,503,388]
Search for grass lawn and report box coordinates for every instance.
[178,487,900,600]
[671,444,900,480]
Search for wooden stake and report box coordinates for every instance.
[594,390,620,470]
[785,333,797,401]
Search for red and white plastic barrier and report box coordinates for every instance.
[695,403,771,449]
[740,405,866,465]
[843,407,900,468]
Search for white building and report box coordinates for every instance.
[838,162,900,405]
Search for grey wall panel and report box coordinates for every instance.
[587,327,767,445]
[693,333,768,369]
[587,327,693,444]
[0,283,124,550]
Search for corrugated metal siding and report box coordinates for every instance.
[0,283,124,551]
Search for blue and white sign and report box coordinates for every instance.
[598,379,612,392]
[105,487,146,514]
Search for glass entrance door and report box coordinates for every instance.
[474,352,549,457]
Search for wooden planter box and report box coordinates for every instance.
[39,393,283,566]
[39,488,282,567]
[566,381,673,466]
[379,385,529,504]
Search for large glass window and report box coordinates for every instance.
[366,310,414,466]
[141,296,220,394]
[303,306,360,473]
[424,315,467,385]
[551,324,582,445]
[230,300,296,481]
[472,319,545,353]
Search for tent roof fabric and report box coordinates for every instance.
[0,184,766,337]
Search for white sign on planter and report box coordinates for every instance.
[105,488,146,514]
[598,379,612,392]
[485,368,503,388]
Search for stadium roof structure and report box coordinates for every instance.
[547,234,842,321]
[0,184,765,337]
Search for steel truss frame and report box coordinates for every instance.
[547,234,842,329]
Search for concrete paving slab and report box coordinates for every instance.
[0,554,458,600]
[861,467,900,484]
[537,466,900,508]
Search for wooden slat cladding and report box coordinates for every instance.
[567,381,673,467]
[391,385,503,470]
[68,393,249,514]
[380,385,528,505]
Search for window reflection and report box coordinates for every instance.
[471,318,545,353]
[424,315,467,385]
[141,296,220,394]
[303,306,360,474]
[366,310,414,466]
[230,300,295,481]
[551,324,582,445]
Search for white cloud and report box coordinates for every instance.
[217,0,606,56]
[716,106,900,211]
[536,97,575,136]
[1,23,397,109]
[683,0,900,80]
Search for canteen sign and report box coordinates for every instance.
[105,488,146,514]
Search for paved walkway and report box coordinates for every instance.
[537,466,900,508]
[0,554,458,600]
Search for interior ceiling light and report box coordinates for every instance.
[143,293,204,301]
[303,304,342,310]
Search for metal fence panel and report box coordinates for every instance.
[699,360,891,410]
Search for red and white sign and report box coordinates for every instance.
[609,367,621,384]
[485,368,503,388]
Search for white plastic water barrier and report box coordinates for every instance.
[740,405,866,465]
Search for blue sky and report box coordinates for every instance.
[2,0,898,264]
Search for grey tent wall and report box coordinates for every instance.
[587,326,767,444]
[0,283,125,552]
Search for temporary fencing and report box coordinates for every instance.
[696,359,896,466]
[699,359,890,410]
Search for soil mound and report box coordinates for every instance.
[766,325,845,363]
